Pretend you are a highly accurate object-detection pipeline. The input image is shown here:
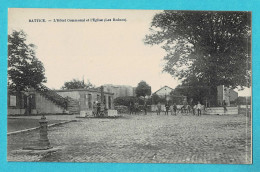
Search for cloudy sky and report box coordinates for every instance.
[8,8,251,96]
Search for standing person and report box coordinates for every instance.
[223,100,227,114]
[193,104,197,115]
[157,102,161,115]
[197,101,202,116]
[143,102,147,115]
[165,102,169,115]
[173,103,177,115]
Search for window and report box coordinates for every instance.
[9,95,16,107]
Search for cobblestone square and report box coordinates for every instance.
[8,113,251,164]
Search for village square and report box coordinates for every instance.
[7,9,251,164]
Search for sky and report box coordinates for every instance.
[8,8,251,96]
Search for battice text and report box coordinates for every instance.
[29,19,46,22]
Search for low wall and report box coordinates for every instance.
[8,109,40,115]
[79,110,93,117]
[206,107,238,115]
[79,110,118,117]
[107,110,118,117]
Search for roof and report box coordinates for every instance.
[54,88,114,95]
[153,85,174,94]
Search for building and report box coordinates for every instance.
[217,85,238,106]
[153,86,174,98]
[8,85,68,115]
[229,89,239,102]
[8,85,115,115]
[152,85,187,105]
[55,88,114,112]
[103,84,136,98]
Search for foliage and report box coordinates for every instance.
[145,11,251,104]
[151,93,160,104]
[135,81,151,98]
[114,96,143,106]
[170,84,208,105]
[61,78,94,90]
[114,105,129,114]
[151,93,166,104]
[8,30,46,91]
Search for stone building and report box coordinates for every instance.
[8,85,115,115]
[217,85,238,106]
[55,88,114,113]
[8,86,68,115]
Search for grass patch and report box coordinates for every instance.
[8,118,65,132]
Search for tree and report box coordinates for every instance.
[151,93,166,104]
[114,96,137,106]
[61,78,94,90]
[135,81,151,98]
[170,84,209,105]
[8,30,46,92]
[145,11,251,105]
[151,93,160,104]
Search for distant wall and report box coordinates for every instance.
[206,107,238,115]
[8,109,26,115]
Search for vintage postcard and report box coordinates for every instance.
[7,8,252,164]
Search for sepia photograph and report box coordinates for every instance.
[7,8,252,164]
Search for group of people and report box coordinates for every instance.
[129,102,143,115]
[156,102,178,115]
[156,102,203,116]
[193,102,203,116]
[128,101,204,116]
[156,101,204,116]
[93,101,102,117]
